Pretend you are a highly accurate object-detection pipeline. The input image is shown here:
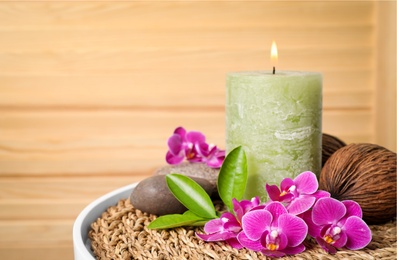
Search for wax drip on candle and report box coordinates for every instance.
[271,41,278,74]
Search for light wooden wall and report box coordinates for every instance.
[375,1,396,152]
[0,1,395,259]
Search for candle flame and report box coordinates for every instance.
[271,41,278,62]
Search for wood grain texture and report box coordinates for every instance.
[0,175,148,259]
[375,1,396,152]
[0,110,372,176]
[0,1,394,259]
[0,245,73,260]
[0,74,372,109]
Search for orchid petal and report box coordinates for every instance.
[207,145,218,156]
[280,178,294,192]
[194,142,225,168]
[332,230,347,248]
[195,142,209,157]
[294,171,318,194]
[319,224,332,238]
[201,146,217,161]
[300,209,321,238]
[203,218,223,234]
[278,214,308,247]
[342,200,363,219]
[250,196,261,207]
[266,184,281,201]
[237,199,252,212]
[265,202,288,224]
[226,237,243,249]
[279,193,295,203]
[204,212,241,234]
[196,231,237,242]
[165,151,185,165]
[216,150,225,157]
[222,213,241,232]
[261,249,285,258]
[232,198,244,222]
[186,157,202,163]
[343,216,372,250]
[195,232,215,241]
[312,190,331,200]
[287,196,316,215]
[237,231,264,251]
[233,196,262,222]
[264,231,288,250]
[221,211,239,222]
[208,149,225,168]
[315,236,337,254]
[242,210,272,240]
[167,134,183,155]
[205,156,224,168]
[281,244,306,256]
[173,127,186,138]
[186,131,206,144]
[312,198,346,225]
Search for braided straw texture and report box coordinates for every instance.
[89,199,396,260]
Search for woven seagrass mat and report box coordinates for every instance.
[89,199,396,260]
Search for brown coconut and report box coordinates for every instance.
[319,143,396,224]
[322,133,346,168]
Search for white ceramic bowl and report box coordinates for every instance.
[73,183,137,260]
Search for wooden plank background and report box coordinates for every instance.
[0,1,395,259]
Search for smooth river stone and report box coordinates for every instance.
[130,175,215,216]
[154,162,219,187]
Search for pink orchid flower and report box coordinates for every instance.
[266,171,330,215]
[237,201,308,257]
[196,196,262,249]
[196,212,242,249]
[232,196,262,223]
[303,197,372,254]
[166,127,225,168]
[165,127,204,164]
[195,141,225,168]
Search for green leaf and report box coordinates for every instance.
[147,210,207,229]
[190,220,210,226]
[166,173,217,219]
[217,146,248,210]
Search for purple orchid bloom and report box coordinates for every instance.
[197,196,262,249]
[195,142,225,168]
[232,196,262,222]
[237,201,308,257]
[165,127,205,164]
[266,171,330,215]
[196,212,243,249]
[305,197,372,254]
[166,127,225,168]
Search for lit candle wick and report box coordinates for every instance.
[271,41,278,75]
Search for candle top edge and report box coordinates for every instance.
[227,71,322,77]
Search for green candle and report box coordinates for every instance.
[226,71,322,201]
